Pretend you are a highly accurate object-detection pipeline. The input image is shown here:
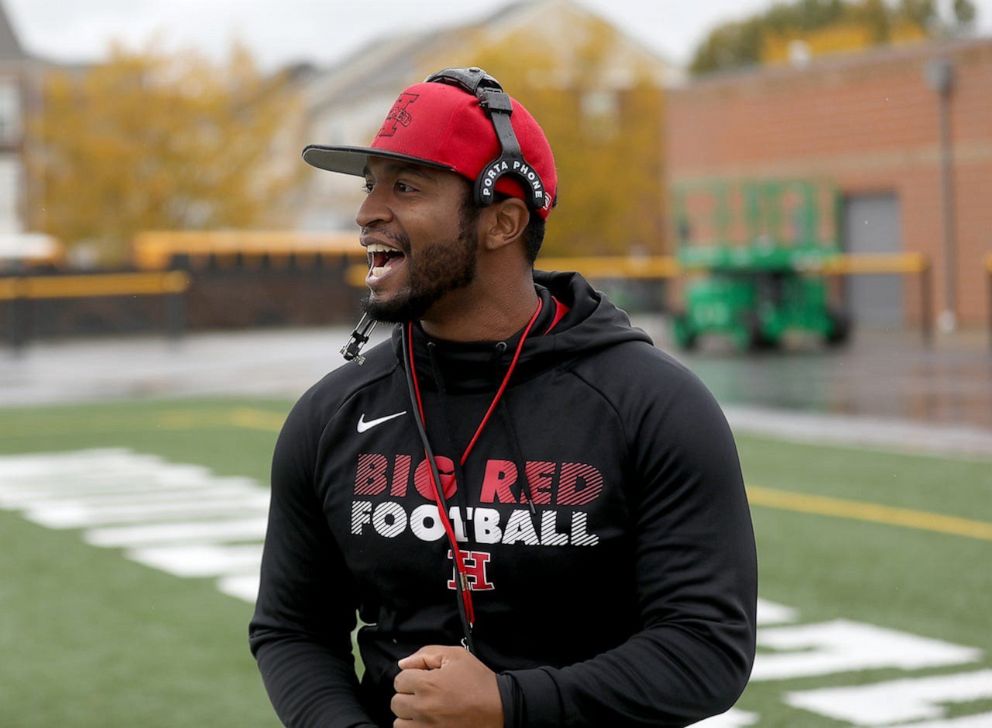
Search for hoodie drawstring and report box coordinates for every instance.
[403,298,543,648]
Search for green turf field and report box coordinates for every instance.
[1,397,990,727]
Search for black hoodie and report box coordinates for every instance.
[249,271,757,727]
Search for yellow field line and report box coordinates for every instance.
[154,408,286,432]
[172,409,992,544]
[5,407,990,543]
[0,407,288,438]
[207,412,992,544]
[747,485,992,542]
[227,408,288,432]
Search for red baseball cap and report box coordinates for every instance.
[303,79,558,219]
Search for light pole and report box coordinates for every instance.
[925,57,957,333]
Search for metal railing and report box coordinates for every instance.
[133,231,359,270]
[818,252,932,342]
[346,252,933,340]
[1,271,191,350]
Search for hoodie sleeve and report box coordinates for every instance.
[249,394,377,728]
[498,360,758,727]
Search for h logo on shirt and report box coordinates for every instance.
[447,549,494,591]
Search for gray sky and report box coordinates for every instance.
[7,0,992,71]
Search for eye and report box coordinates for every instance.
[395,180,418,193]
[362,180,374,194]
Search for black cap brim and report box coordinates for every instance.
[302,145,455,177]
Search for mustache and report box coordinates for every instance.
[361,226,411,255]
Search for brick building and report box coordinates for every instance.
[666,37,992,329]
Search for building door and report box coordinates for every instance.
[841,193,904,327]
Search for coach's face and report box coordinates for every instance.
[357,158,479,323]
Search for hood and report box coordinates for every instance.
[390,270,653,392]
[529,269,653,358]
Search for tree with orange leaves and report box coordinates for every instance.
[26,43,303,264]
[422,17,667,258]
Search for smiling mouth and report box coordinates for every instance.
[365,243,406,280]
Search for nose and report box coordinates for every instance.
[356,183,392,228]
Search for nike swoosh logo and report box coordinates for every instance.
[357,411,407,433]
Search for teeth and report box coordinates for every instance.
[365,243,395,254]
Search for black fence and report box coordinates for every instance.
[1,255,363,349]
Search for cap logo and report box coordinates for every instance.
[377,93,419,138]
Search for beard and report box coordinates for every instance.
[362,203,479,323]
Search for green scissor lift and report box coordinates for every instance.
[670,178,850,351]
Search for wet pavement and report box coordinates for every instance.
[2,316,991,455]
[646,322,992,432]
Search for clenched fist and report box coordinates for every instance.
[391,645,503,727]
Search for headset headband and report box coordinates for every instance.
[424,67,550,212]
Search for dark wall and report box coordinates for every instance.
[182,255,361,329]
[1,257,364,345]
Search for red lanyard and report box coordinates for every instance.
[405,298,544,626]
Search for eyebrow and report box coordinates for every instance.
[362,162,437,182]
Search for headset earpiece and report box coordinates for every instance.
[425,67,550,213]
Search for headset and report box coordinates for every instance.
[424,66,552,214]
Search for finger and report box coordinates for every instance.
[390,692,416,720]
[397,647,437,670]
[397,645,458,670]
[393,667,426,695]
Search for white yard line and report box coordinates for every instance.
[27,495,270,529]
[127,543,263,578]
[85,517,268,548]
[0,449,269,601]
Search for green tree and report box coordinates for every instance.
[690,0,977,75]
[27,43,303,263]
[952,0,977,25]
[900,0,978,27]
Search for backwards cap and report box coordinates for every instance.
[303,68,558,219]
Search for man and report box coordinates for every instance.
[250,67,757,728]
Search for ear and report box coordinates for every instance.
[481,198,530,252]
